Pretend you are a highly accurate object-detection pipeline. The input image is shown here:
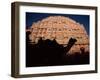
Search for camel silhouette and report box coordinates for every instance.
[26,31,79,67]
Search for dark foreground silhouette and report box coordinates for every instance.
[26,31,89,67]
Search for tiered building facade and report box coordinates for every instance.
[28,16,89,54]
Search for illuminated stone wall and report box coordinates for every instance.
[28,16,89,54]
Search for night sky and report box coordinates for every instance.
[26,12,89,35]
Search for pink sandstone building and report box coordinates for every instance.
[27,16,89,54]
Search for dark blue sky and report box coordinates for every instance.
[26,12,89,35]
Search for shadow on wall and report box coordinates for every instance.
[26,31,89,67]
